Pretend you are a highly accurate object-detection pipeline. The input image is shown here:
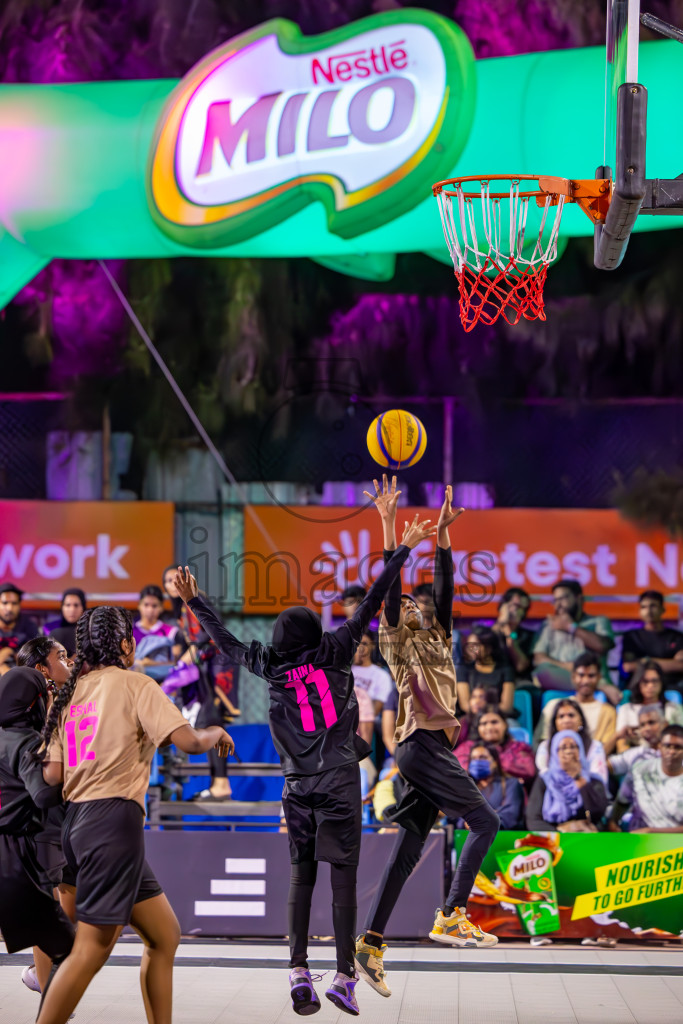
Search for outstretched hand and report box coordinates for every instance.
[401,514,437,549]
[438,485,465,531]
[173,565,199,604]
[364,474,402,521]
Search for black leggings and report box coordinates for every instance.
[365,800,499,936]
[288,860,357,976]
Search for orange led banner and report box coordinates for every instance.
[0,501,174,606]
[241,507,683,617]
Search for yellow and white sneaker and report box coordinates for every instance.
[429,907,498,948]
[353,934,391,997]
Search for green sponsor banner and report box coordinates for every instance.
[455,830,683,940]
[1,9,683,306]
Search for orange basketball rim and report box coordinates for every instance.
[432,175,611,331]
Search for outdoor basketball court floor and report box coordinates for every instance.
[1,938,682,1023]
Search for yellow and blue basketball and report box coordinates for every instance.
[367,409,427,470]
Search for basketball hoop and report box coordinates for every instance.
[432,175,611,331]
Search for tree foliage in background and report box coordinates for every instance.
[2,0,683,508]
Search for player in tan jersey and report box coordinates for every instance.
[35,606,234,1024]
[354,479,500,1001]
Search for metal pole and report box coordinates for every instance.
[443,397,455,483]
[99,261,277,552]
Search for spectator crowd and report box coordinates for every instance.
[1,575,682,834]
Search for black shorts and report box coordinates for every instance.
[388,729,486,842]
[63,798,163,926]
[35,839,77,890]
[0,833,75,958]
[282,761,361,866]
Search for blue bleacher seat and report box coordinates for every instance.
[509,725,531,745]
[541,689,575,709]
[620,688,681,706]
[513,689,533,737]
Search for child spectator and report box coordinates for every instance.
[133,585,182,682]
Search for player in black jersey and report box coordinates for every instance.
[15,637,77,997]
[0,667,75,993]
[173,513,434,1017]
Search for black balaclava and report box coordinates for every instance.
[272,607,323,661]
[0,667,49,730]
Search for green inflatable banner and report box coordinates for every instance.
[455,830,683,941]
[1,8,682,306]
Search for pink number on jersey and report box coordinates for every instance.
[285,678,316,732]
[307,669,338,728]
[64,716,99,767]
[78,716,99,762]
[285,670,338,732]
[64,720,78,767]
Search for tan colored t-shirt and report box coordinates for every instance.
[47,666,187,811]
[379,619,460,746]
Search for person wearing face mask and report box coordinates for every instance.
[535,698,608,785]
[461,743,524,830]
[456,706,536,786]
[526,730,608,832]
[613,660,683,753]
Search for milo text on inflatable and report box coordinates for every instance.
[1,9,682,306]
[148,12,475,246]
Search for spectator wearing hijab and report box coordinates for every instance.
[526,730,608,831]
[44,589,87,657]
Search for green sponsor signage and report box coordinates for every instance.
[455,830,683,939]
[1,7,682,307]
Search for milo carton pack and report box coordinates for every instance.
[496,838,561,936]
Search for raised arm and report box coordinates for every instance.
[364,475,402,628]
[433,486,464,634]
[173,568,251,667]
[346,515,437,638]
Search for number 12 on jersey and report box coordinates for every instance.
[65,716,99,767]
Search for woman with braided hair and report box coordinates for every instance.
[35,605,234,1024]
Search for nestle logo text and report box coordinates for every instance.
[311,40,408,85]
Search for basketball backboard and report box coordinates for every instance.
[596,0,683,269]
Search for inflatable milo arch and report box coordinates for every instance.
[1,7,682,307]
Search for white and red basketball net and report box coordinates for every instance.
[434,178,566,332]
